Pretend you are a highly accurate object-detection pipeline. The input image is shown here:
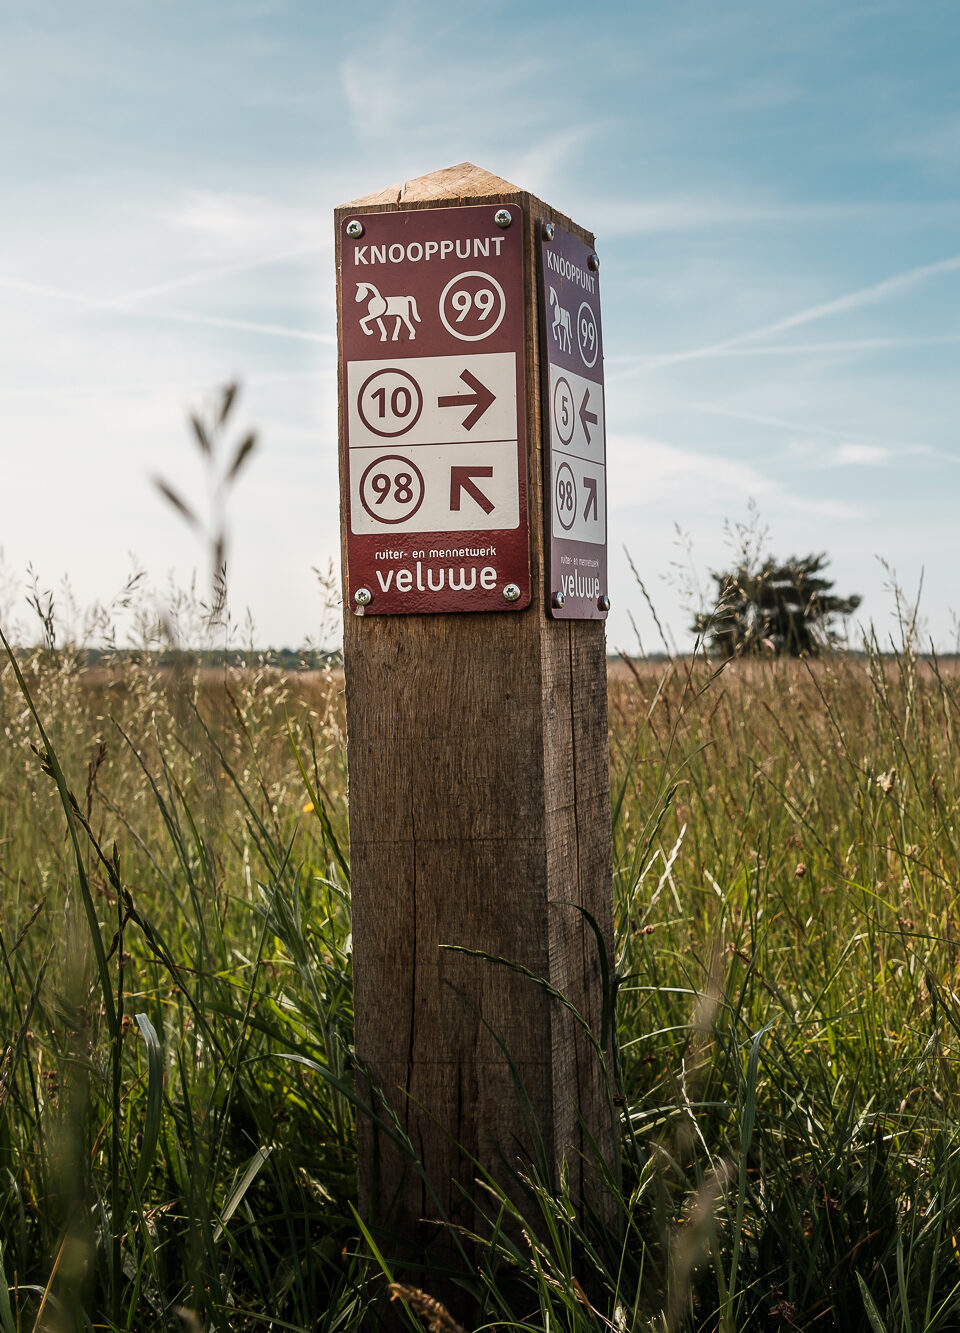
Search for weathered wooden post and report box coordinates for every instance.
[335,163,615,1277]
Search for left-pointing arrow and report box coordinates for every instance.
[579,387,599,445]
[438,369,496,431]
[450,465,495,515]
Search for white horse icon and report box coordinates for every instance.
[549,287,572,354]
[356,282,421,341]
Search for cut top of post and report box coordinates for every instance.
[338,162,524,212]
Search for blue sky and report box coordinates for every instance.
[2,0,958,651]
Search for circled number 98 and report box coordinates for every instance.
[358,454,425,526]
[554,461,577,532]
[369,470,415,505]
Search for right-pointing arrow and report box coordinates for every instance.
[450,465,495,515]
[579,387,599,445]
[438,369,496,431]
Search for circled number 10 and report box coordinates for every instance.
[372,385,413,419]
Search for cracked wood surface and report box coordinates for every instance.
[335,163,616,1261]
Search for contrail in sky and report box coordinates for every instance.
[610,252,960,379]
[0,271,333,342]
[141,307,335,343]
[654,397,923,451]
[0,273,115,308]
[607,333,960,362]
[111,243,327,305]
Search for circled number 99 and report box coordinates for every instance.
[577,302,599,368]
[450,287,496,323]
[439,271,507,342]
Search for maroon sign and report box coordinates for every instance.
[340,204,529,615]
[538,221,608,620]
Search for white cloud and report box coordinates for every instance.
[607,433,775,508]
[499,125,602,202]
[160,190,322,252]
[338,16,411,142]
[785,495,862,520]
[832,443,891,466]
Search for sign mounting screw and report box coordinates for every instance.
[503,584,521,602]
[354,587,372,607]
[542,221,555,241]
[494,209,512,229]
[587,252,600,271]
[598,594,610,612]
[552,591,565,609]
[346,219,365,239]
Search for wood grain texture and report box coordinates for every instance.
[335,164,617,1266]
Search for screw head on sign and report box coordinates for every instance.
[552,591,565,609]
[345,219,365,239]
[598,594,611,612]
[503,584,521,602]
[543,221,556,242]
[494,208,513,229]
[587,252,600,271]
[354,587,372,607]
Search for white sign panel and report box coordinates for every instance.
[347,353,518,450]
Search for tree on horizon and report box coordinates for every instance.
[693,552,861,658]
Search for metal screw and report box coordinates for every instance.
[503,583,521,602]
[494,208,513,229]
[543,221,556,242]
[598,594,610,612]
[552,591,565,609]
[354,587,372,606]
[345,219,365,239]
[587,252,600,271]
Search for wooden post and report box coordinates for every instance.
[335,163,616,1274]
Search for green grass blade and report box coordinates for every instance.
[0,1243,15,1333]
[133,1013,164,1198]
[857,1272,890,1333]
[212,1146,274,1244]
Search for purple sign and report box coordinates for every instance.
[538,220,608,620]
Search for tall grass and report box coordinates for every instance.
[1,583,959,1329]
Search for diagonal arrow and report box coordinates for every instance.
[579,387,599,445]
[583,476,599,523]
[450,465,495,515]
[438,369,496,431]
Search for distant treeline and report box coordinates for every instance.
[20,646,346,671]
